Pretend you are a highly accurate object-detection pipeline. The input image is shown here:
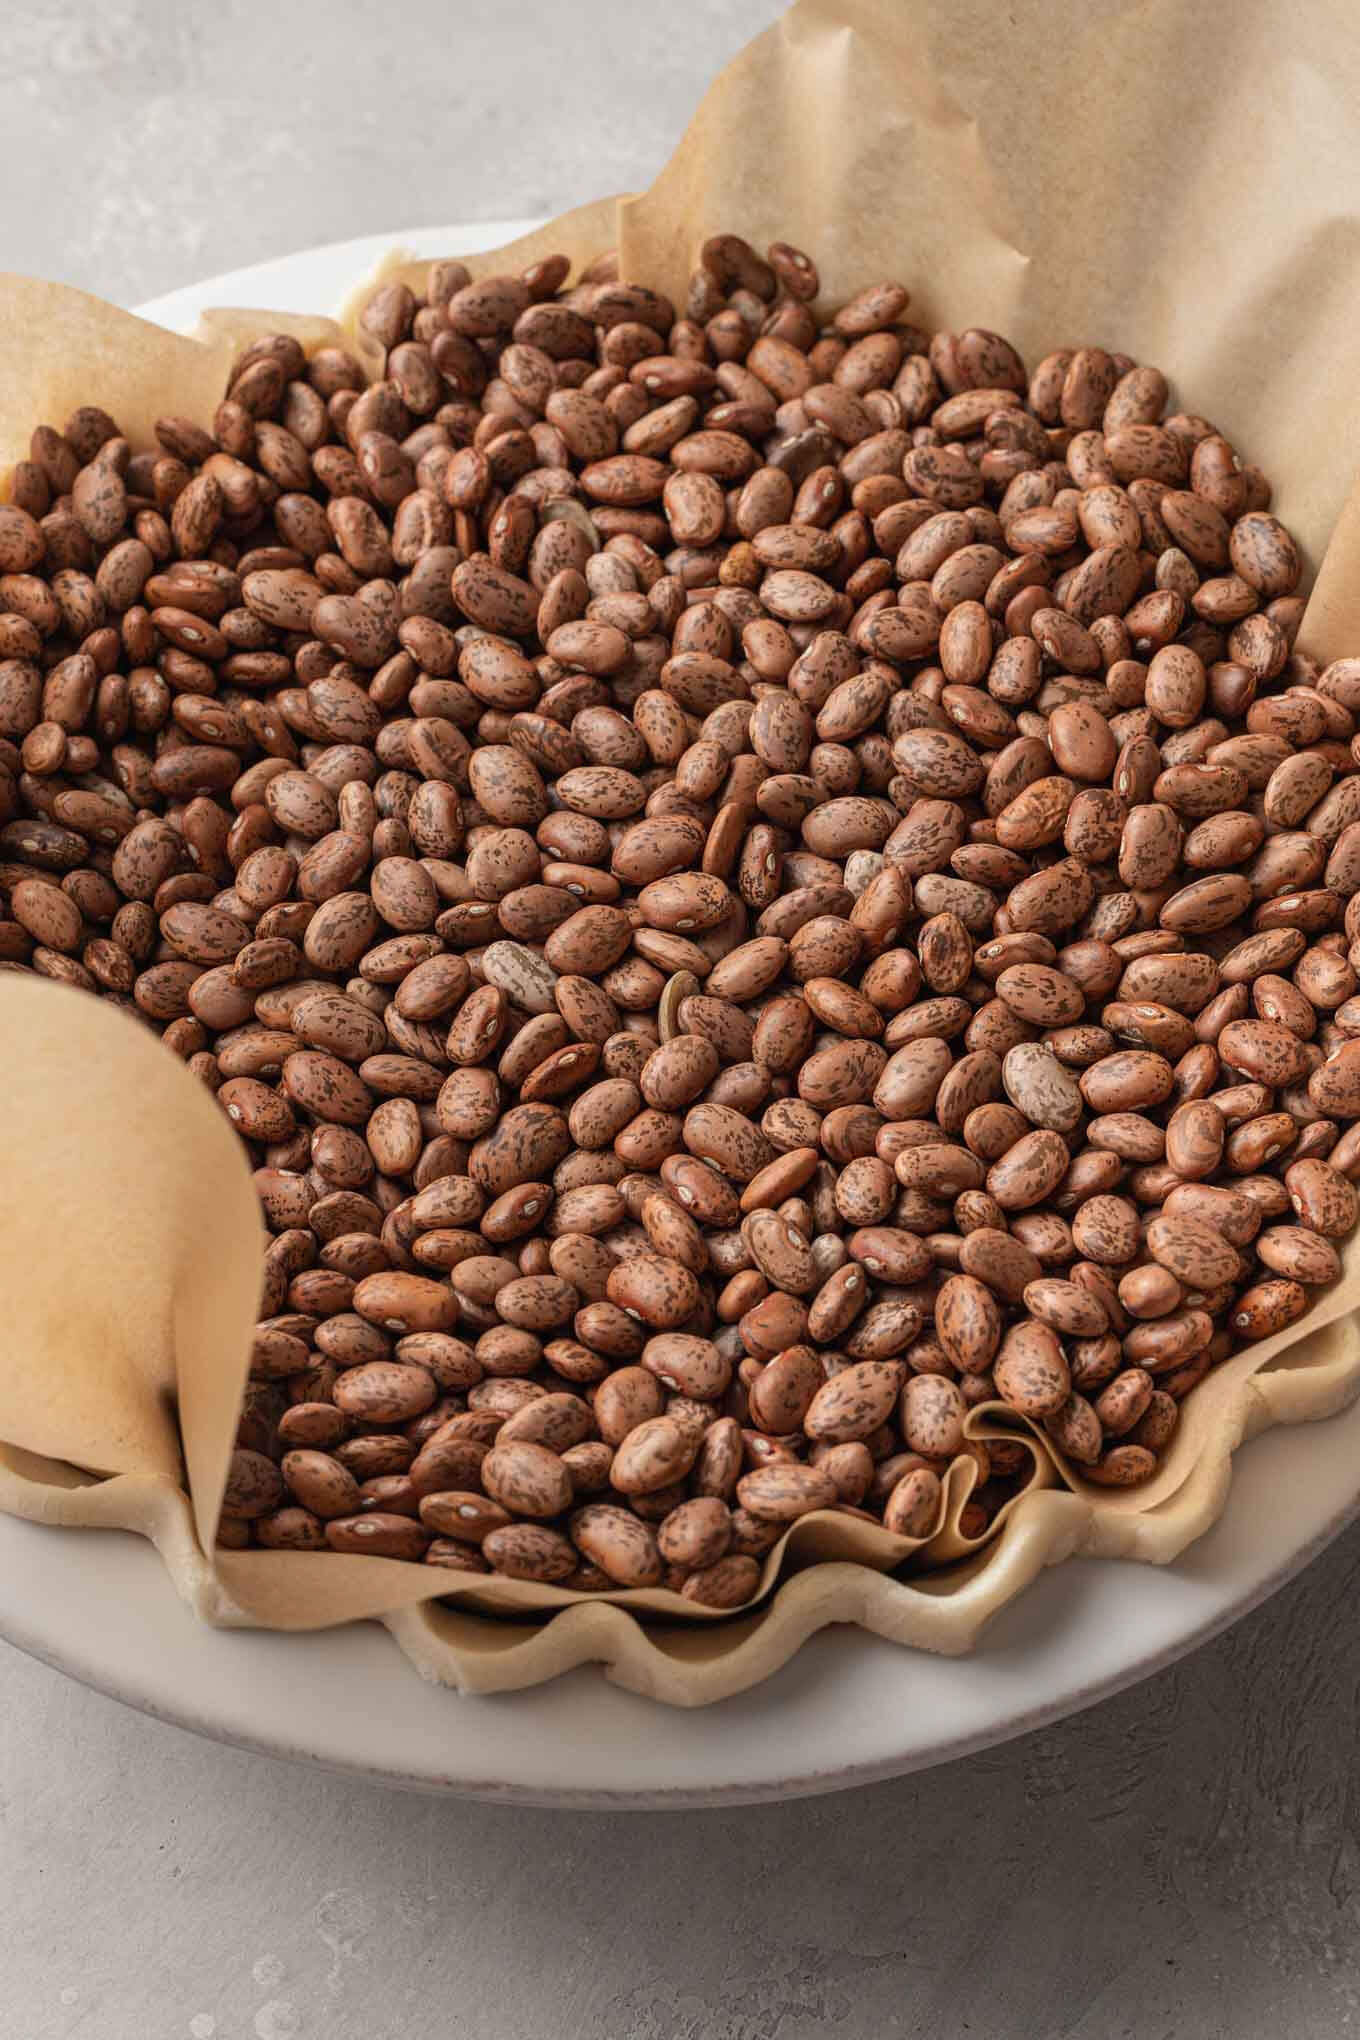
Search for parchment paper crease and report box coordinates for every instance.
[3,0,1360,1705]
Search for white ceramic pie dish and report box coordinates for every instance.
[2,221,1359,1806]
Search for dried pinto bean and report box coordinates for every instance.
[11,228,1360,1599]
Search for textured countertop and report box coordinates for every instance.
[5,2,1360,2033]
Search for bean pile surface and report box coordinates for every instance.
[4,232,1360,1604]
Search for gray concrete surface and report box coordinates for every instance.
[0,0,785,304]
[8,1534,1360,2038]
[3,1,1360,2033]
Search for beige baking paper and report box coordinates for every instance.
[4,0,1360,1705]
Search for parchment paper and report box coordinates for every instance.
[3,0,1360,1705]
